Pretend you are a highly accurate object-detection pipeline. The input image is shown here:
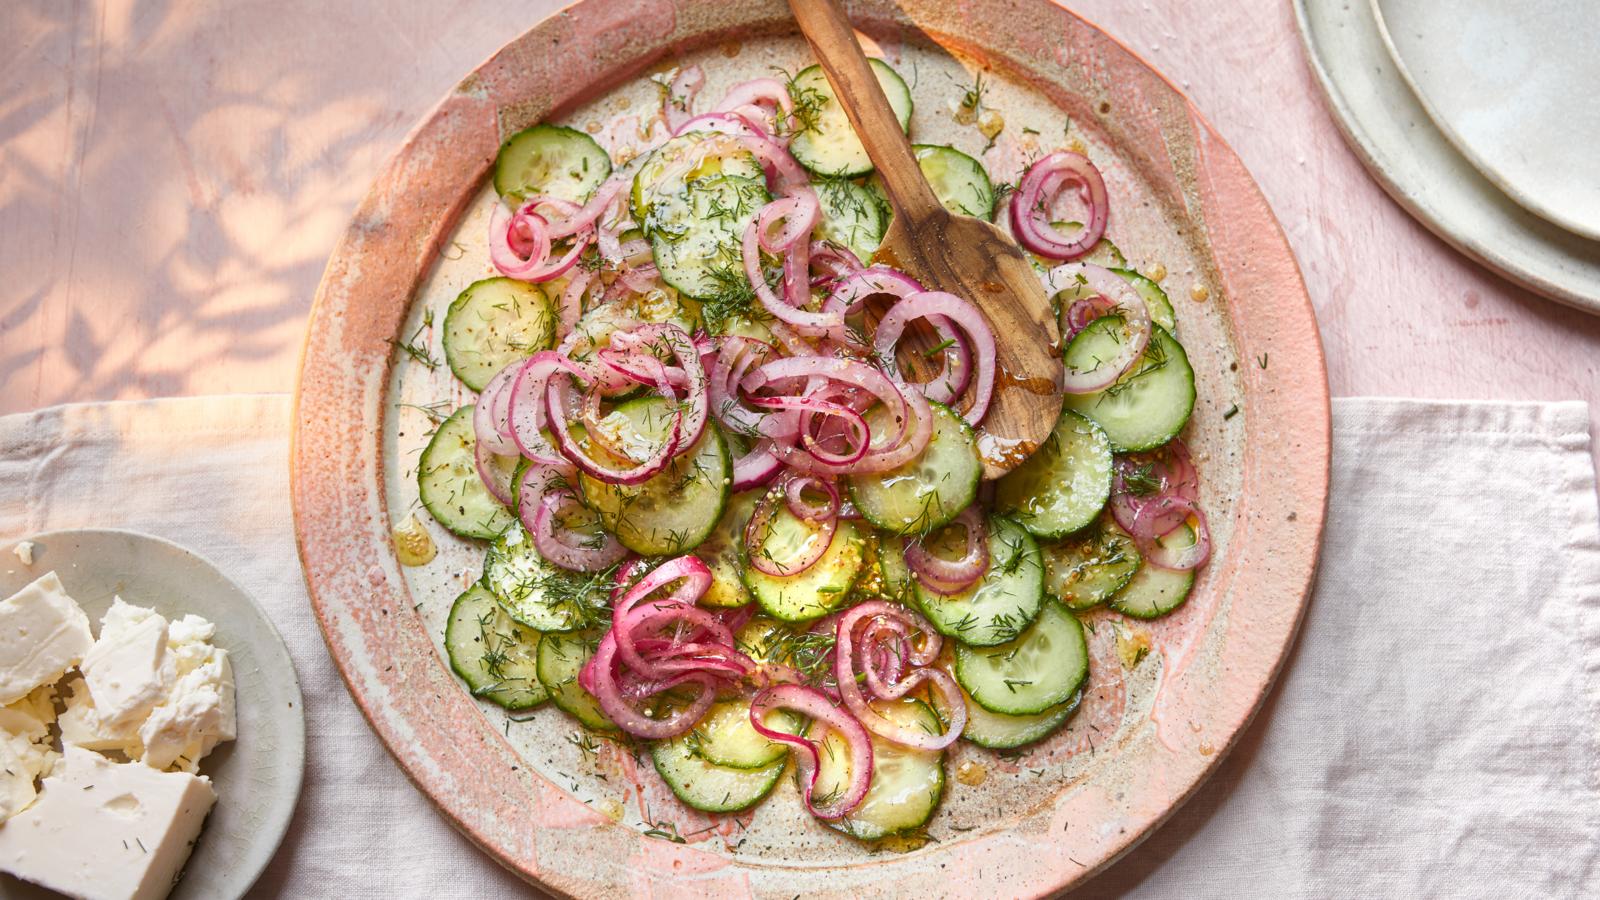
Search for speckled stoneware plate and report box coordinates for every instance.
[1372,0,1600,242]
[291,1,1330,896]
[1295,0,1600,315]
[0,529,305,900]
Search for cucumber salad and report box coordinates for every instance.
[414,57,1213,842]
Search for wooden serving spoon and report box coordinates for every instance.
[789,0,1064,479]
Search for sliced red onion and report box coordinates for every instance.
[1110,440,1200,536]
[784,475,841,522]
[473,363,522,456]
[663,65,704,132]
[749,684,873,819]
[508,351,583,466]
[489,197,592,283]
[737,132,809,195]
[715,77,794,135]
[903,506,988,594]
[875,290,998,424]
[1011,151,1109,261]
[742,198,843,335]
[526,487,628,573]
[744,356,933,474]
[473,438,518,506]
[833,602,966,750]
[1043,263,1152,394]
[579,633,720,739]
[1131,496,1212,571]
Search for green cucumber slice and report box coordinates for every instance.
[913,516,1044,647]
[910,144,996,219]
[646,174,769,299]
[444,584,548,711]
[1061,322,1195,452]
[993,408,1113,539]
[494,124,612,204]
[954,602,1088,715]
[576,397,731,556]
[417,406,518,540]
[815,177,888,262]
[1108,525,1197,619]
[734,618,836,681]
[631,132,765,216]
[481,522,611,631]
[744,511,868,622]
[788,60,913,177]
[818,698,945,840]
[1041,519,1141,611]
[960,688,1080,750]
[846,401,982,536]
[695,491,759,608]
[442,277,557,391]
[651,735,784,813]
[687,698,800,770]
[535,631,615,731]
[1109,267,1177,332]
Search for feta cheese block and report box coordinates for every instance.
[0,745,217,900]
[82,598,176,727]
[0,685,59,821]
[0,571,93,705]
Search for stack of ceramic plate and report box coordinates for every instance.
[1296,0,1600,315]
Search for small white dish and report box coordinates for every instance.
[1373,0,1600,241]
[0,529,305,900]
[1295,0,1600,316]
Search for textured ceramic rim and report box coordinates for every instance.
[290,1,1330,895]
[1294,0,1600,316]
[1,528,306,900]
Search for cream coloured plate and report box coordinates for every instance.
[1295,0,1600,315]
[1372,0,1600,240]
[0,529,304,900]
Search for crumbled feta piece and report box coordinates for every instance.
[140,649,235,772]
[0,684,59,821]
[59,676,143,756]
[0,745,216,900]
[81,599,176,728]
[0,571,93,705]
[11,541,34,566]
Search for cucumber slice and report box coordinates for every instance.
[961,688,1080,750]
[846,402,982,536]
[535,630,615,731]
[442,277,557,391]
[814,177,888,262]
[954,602,1088,715]
[1108,525,1197,619]
[568,288,700,364]
[817,698,945,840]
[1109,267,1177,332]
[1041,519,1141,611]
[687,698,799,770]
[494,124,612,204]
[993,408,1113,539]
[734,617,837,681]
[1062,322,1195,453]
[631,132,765,215]
[445,584,548,710]
[1031,223,1125,270]
[695,491,759,608]
[482,522,610,631]
[909,144,996,219]
[788,60,913,177]
[651,735,785,813]
[744,511,868,622]
[913,516,1044,646]
[577,397,731,556]
[645,174,770,299]
[417,406,518,540]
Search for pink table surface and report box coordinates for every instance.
[3,0,1598,480]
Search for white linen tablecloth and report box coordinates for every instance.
[0,395,1594,898]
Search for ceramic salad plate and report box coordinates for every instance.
[290,1,1329,895]
[0,529,305,900]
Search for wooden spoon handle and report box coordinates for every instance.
[788,0,944,220]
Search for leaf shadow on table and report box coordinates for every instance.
[0,0,507,411]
